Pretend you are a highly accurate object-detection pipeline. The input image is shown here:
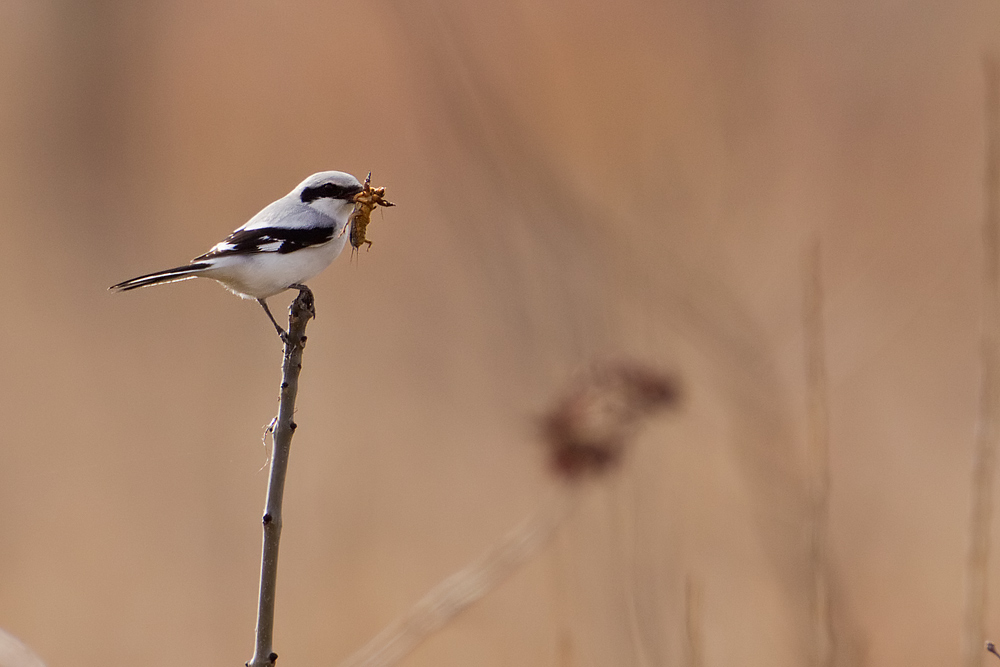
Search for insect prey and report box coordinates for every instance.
[346,172,395,252]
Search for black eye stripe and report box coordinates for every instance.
[300,182,362,204]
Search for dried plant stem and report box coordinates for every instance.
[247,287,315,667]
[804,239,835,667]
[965,58,1000,667]
[339,484,576,667]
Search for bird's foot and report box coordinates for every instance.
[288,284,315,320]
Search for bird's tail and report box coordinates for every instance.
[109,262,213,292]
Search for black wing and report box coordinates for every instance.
[196,225,336,259]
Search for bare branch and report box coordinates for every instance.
[246,287,315,667]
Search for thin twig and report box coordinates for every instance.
[247,287,315,667]
[964,58,1000,667]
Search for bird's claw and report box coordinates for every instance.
[289,284,315,320]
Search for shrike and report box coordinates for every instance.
[110,171,364,339]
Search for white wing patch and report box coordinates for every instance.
[257,241,283,253]
[210,242,237,254]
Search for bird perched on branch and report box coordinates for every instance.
[110,171,371,340]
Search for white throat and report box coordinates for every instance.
[306,197,354,224]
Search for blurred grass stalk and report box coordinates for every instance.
[964,57,1000,667]
[339,485,576,667]
[339,362,678,667]
[805,239,835,667]
[684,576,704,667]
[0,628,46,667]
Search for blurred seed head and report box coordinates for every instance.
[541,360,680,480]
[988,641,1000,661]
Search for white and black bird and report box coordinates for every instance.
[110,171,364,339]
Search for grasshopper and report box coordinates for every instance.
[345,172,394,253]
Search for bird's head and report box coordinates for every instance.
[293,171,364,221]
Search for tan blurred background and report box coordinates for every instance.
[1,0,999,665]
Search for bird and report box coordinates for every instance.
[110,171,364,340]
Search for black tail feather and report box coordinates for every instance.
[109,262,212,292]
